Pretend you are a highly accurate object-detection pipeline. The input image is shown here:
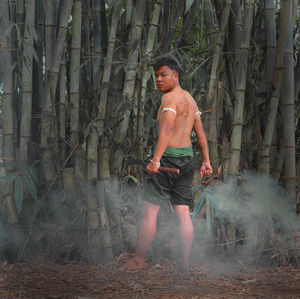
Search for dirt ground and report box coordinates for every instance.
[1,254,300,299]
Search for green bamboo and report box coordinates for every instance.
[95,0,123,136]
[34,0,44,120]
[203,0,217,48]
[173,0,200,49]
[19,0,36,163]
[205,0,231,169]
[264,0,277,174]
[136,0,165,161]
[41,0,73,184]
[70,0,82,181]
[232,0,243,62]
[92,0,103,86]
[0,0,18,224]
[259,0,292,174]
[87,126,98,182]
[70,0,82,148]
[86,184,113,263]
[16,0,25,35]
[265,0,276,91]
[112,0,146,173]
[161,0,185,52]
[87,0,122,181]
[229,0,254,175]
[282,3,296,198]
[44,0,59,82]
[59,57,67,162]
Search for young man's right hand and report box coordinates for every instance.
[146,161,160,173]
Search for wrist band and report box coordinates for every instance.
[202,162,211,166]
[150,159,160,165]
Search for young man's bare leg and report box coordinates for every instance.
[123,201,161,269]
[173,205,194,270]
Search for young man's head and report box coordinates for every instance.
[153,57,181,93]
[153,57,181,74]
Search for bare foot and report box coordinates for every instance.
[122,257,144,271]
[179,261,191,273]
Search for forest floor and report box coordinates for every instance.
[1,254,300,299]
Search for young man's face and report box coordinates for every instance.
[155,65,178,93]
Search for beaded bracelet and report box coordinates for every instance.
[150,159,160,165]
[202,162,211,166]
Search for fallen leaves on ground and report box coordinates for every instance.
[1,254,300,298]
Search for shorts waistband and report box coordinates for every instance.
[154,145,194,157]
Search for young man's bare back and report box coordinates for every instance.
[157,88,199,148]
[124,58,212,271]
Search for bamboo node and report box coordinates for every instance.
[281,176,297,181]
[231,122,244,126]
[282,103,295,106]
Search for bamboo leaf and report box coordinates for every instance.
[185,0,195,14]
[192,193,206,221]
[207,194,225,223]
[14,176,24,214]
[0,172,17,183]
[23,172,38,201]
[28,166,39,183]
[123,175,138,184]
[192,184,201,196]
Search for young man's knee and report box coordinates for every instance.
[142,202,160,219]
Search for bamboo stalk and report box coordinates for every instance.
[59,57,67,162]
[19,0,35,163]
[205,0,232,169]
[95,0,122,136]
[229,0,254,175]
[103,181,123,257]
[70,0,82,148]
[0,0,18,224]
[259,0,292,174]
[282,3,296,198]
[137,0,164,162]
[41,0,73,184]
[87,0,122,181]
[70,0,83,182]
[92,0,103,86]
[62,168,75,195]
[112,0,146,173]
[161,0,185,52]
[202,0,217,48]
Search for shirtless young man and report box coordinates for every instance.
[124,57,212,270]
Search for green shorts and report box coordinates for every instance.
[144,155,194,207]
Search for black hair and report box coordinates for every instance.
[153,57,181,74]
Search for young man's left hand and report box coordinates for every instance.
[200,164,213,177]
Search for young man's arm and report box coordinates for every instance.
[193,113,213,177]
[147,94,176,173]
